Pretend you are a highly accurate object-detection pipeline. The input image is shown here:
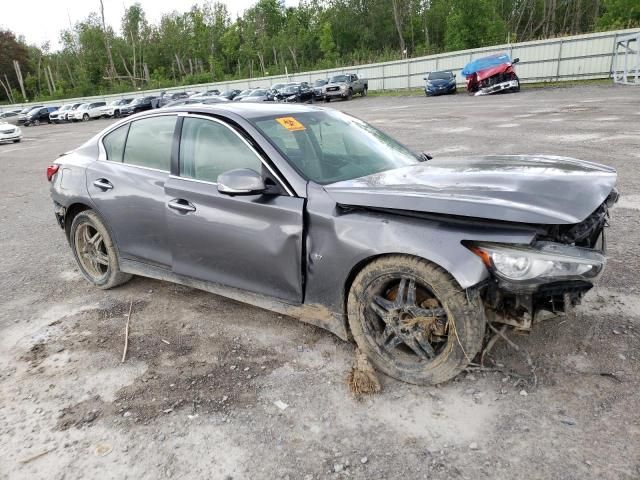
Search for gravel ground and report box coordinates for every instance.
[1,84,639,480]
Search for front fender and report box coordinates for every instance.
[304,184,537,314]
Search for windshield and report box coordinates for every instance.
[77,104,89,110]
[271,84,285,90]
[249,89,267,96]
[251,110,419,184]
[428,71,453,80]
[313,79,327,87]
[329,75,349,83]
[59,105,71,111]
[238,90,252,96]
[283,85,299,94]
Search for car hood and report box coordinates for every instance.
[427,78,454,86]
[324,155,617,225]
[325,82,346,89]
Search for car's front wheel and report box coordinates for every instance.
[70,210,132,289]
[347,255,485,385]
[82,114,90,122]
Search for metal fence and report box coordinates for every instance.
[2,27,639,112]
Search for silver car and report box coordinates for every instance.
[47,104,618,385]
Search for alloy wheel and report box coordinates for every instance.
[74,222,109,281]
[365,276,450,365]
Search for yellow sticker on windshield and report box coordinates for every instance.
[276,116,306,131]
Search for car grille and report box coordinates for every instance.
[0,126,16,134]
[327,87,339,92]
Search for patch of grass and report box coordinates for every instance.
[522,78,611,89]
[368,88,425,97]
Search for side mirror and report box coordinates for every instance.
[218,168,265,195]
[512,57,520,64]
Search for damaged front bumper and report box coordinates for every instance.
[469,232,607,332]
[475,79,519,96]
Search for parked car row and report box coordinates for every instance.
[0,73,373,135]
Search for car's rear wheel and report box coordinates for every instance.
[70,210,132,289]
[362,87,368,97]
[347,255,485,385]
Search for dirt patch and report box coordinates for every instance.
[113,340,283,423]
[95,298,149,319]
[21,342,48,368]
[52,300,286,429]
[57,397,104,431]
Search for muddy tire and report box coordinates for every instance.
[347,255,485,385]
[69,210,132,289]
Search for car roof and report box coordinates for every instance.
[159,102,325,119]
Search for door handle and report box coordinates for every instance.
[168,199,196,213]
[92,178,113,190]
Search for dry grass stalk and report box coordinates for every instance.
[348,348,381,399]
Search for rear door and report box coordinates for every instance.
[165,115,305,302]
[86,114,177,268]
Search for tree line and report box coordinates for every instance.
[1,0,638,103]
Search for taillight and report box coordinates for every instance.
[47,165,60,182]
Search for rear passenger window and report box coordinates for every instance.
[102,124,129,162]
[123,116,176,171]
[179,117,262,183]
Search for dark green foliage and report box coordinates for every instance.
[0,0,635,102]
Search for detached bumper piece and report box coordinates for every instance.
[475,79,519,96]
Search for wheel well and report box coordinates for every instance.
[342,254,396,313]
[64,203,91,240]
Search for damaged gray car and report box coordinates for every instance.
[48,104,618,385]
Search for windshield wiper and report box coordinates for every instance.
[419,152,433,162]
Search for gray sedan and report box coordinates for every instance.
[47,103,617,385]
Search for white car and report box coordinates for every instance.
[0,122,22,143]
[101,99,133,118]
[70,102,107,122]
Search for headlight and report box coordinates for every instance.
[468,242,605,283]
[340,84,348,91]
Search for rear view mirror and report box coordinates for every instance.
[512,58,520,64]
[218,168,265,195]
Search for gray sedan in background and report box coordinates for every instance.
[47,104,617,385]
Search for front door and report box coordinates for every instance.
[86,114,177,268]
[165,115,304,303]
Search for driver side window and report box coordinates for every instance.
[179,117,263,183]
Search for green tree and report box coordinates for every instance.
[444,0,507,51]
[598,0,640,29]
